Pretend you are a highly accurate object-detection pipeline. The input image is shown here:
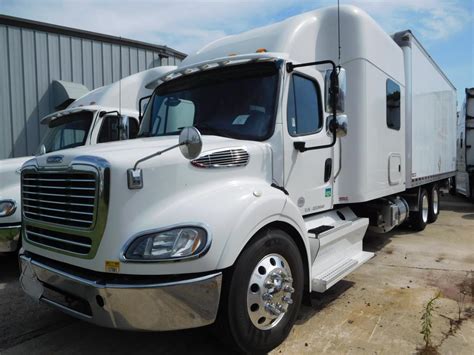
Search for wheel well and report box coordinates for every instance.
[255,221,310,295]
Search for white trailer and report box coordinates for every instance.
[19,6,456,353]
[0,66,175,252]
[454,88,474,199]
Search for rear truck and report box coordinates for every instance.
[0,66,175,252]
[18,6,456,353]
[454,88,474,200]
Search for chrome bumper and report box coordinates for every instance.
[19,254,222,331]
[0,225,21,252]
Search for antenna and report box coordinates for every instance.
[119,43,122,117]
[337,0,341,65]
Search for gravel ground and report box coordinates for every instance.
[1,193,473,354]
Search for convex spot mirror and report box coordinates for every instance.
[324,67,346,114]
[326,114,348,138]
[179,127,202,160]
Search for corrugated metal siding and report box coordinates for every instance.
[0,22,184,159]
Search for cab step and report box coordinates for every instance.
[304,207,374,293]
[311,251,374,292]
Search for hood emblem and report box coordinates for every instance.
[47,155,64,164]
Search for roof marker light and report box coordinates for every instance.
[256,48,267,53]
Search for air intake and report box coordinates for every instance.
[191,148,249,168]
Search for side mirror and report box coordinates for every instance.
[119,115,130,140]
[324,67,346,114]
[179,127,202,160]
[37,144,46,156]
[326,114,348,138]
[138,95,152,121]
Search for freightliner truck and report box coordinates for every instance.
[19,6,456,352]
[454,88,474,200]
[0,66,175,252]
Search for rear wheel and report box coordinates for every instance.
[428,184,440,223]
[410,188,429,231]
[215,229,304,353]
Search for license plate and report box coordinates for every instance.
[19,258,44,301]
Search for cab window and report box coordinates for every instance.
[287,75,322,136]
[386,79,401,130]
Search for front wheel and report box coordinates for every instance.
[216,229,304,353]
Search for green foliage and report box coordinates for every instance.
[420,292,441,348]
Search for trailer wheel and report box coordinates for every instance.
[410,188,429,231]
[428,184,440,223]
[215,228,304,353]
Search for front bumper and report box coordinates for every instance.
[0,225,21,252]
[19,253,222,331]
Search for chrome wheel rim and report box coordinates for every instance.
[432,189,439,215]
[422,194,429,223]
[247,253,294,330]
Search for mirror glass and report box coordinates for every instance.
[179,127,202,160]
[326,114,348,138]
[324,68,346,114]
[119,115,130,140]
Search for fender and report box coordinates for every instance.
[216,190,313,289]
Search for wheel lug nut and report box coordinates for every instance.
[284,277,293,283]
[262,292,273,301]
[283,296,293,304]
[264,281,274,289]
[265,303,282,316]
[284,285,295,293]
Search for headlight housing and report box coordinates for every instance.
[0,200,17,217]
[123,226,209,261]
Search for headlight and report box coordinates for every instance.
[0,200,17,217]
[123,226,209,261]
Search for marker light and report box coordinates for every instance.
[256,48,267,53]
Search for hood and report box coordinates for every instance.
[31,135,266,171]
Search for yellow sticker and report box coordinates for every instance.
[105,260,120,273]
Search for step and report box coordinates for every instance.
[311,251,374,292]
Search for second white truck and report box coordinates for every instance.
[454,88,474,200]
[0,66,175,252]
[19,6,456,352]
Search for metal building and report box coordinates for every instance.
[0,15,186,160]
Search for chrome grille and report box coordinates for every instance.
[22,171,97,228]
[25,225,92,255]
[191,148,249,168]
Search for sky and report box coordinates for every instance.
[1,0,473,107]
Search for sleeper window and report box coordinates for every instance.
[386,79,401,130]
[287,75,322,136]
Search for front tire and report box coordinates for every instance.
[216,228,304,353]
[410,188,429,231]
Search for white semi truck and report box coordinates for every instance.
[454,88,474,200]
[19,6,456,352]
[0,66,175,252]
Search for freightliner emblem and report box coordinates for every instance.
[47,155,64,164]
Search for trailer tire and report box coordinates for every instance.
[215,228,304,353]
[428,184,440,223]
[410,188,429,231]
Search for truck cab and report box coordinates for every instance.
[0,66,176,252]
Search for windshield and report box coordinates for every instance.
[139,62,279,141]
[38,112,93,154]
